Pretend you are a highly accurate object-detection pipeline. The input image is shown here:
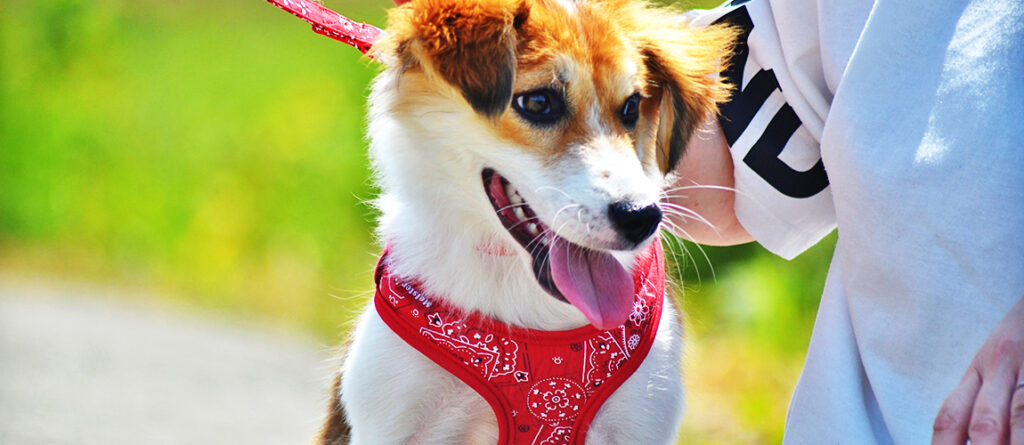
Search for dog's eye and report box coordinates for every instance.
[621,93,641,129]
[512,89,566,126]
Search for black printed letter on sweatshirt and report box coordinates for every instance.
[714,6,829,199]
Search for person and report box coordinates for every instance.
[387,0,1022,441]
[670,0,1024,443]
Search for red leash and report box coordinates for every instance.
[266,0,384,54]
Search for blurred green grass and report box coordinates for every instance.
[0,0,835,443]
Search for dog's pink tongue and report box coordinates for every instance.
[549,237,634,330]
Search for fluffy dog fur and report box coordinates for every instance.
[318,0,734,443]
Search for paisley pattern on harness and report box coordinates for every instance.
[373,239,665,445]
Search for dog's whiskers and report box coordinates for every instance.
[661,184,740,194]
[506,215,541,232]
[658,218,717,284]
[494,202,530,214]
[552,203,582,226]
[659,202,719,233]
[659,223,705,284]
[535,186,575,201]
[661,182,762,208]
[524,227,550,256]
[575,207,593,235]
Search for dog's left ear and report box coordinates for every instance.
[639,24,736,174]
[380,0,529,117]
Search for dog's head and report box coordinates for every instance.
[371,0,734,328]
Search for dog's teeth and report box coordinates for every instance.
[514,208,527,221]
[527,223,539,235]
[510,192,523,205]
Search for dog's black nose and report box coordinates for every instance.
[608,201,662,245]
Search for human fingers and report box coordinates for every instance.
[967,363,1016,445]
[933,367,982,445]
[1011,369,1024,445]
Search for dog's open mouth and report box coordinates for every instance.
[483,168,635,329]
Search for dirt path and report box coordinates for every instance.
[0,278,334,445]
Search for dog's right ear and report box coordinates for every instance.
[636,23,736,175]
[377,0,528,117]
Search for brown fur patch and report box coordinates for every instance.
[316,335,356,445]
[316,372,350,445]
[374,0,735,170]
[377,0,529,116]
[635,22,737,173]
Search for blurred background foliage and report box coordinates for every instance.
[0,0,835,443]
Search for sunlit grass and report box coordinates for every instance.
[0,0,833,443]
[670,234,834,443]
[0,0,386,338]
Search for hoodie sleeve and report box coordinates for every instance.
[691,0,842,259]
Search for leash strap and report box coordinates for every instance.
[266,0,383,54]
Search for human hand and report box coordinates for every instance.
[932,295,1024,445]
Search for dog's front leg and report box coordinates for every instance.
[341,309,437,444]
[586,299,686,445]
[340,308,498,445]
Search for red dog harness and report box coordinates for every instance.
[373,240,665,445]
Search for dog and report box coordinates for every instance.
[317,0,734,443]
